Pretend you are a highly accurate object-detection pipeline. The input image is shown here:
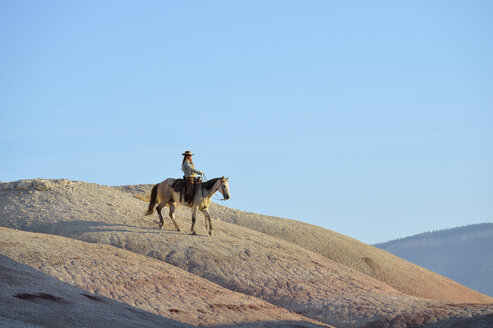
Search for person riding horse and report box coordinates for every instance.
[182,150,204,204]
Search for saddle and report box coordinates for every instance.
[171,176,202,204]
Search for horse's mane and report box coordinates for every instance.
[203,178,221,191]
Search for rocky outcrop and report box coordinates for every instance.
[0,179,56,191]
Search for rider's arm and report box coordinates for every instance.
[184,161,202,175]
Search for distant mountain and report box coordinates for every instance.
[375,223,493,297]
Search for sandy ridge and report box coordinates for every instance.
[1,179,493,328]
[0,243,192,328]
[0,227,328,327]
[205,202,493,304]
[120,184,493,304]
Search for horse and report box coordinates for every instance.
[145,177,230,235]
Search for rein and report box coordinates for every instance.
[202,174,227,201]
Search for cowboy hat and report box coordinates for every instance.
[182,150,194,156]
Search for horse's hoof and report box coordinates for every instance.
[177,228,181,232]
[191,231,197,235]
[158,224,163,229]
[209,230,213,236]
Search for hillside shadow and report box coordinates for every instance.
[33,220,208,237]
[0,255,193,328]
[210,321,330,327]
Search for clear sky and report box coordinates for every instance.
[1,1,492,244]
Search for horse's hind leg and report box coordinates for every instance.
[191,206,198,235]
[168,203,180,232]
[156,201,167,229]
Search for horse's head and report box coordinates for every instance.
[219,176,230,200]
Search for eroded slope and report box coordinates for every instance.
[2,179,493,328]
[0,227,326,327]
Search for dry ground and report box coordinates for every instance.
[0,227,326,327]
[1,179,492,328]
[121,184,492,304]
[207,204,492,304]
[0,247,191,328]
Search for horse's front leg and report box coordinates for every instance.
[201,208,213,236]
[168,203,180,232]
[191,206,198,235]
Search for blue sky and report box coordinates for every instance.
[1,1,492,244]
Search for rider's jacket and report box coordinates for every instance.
[182,160,201,178]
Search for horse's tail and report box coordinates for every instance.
[145,183,159,216]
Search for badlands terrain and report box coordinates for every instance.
[1,179,492,328]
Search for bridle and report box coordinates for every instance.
[214,179,228,201]
[203,174,228,201]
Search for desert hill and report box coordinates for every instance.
[0,227,324,327]
[1,179,493,328]
[121,184,493,304]
[0,246,191,328]
[375,223,493,297]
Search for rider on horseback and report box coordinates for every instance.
[182,150,204,204]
